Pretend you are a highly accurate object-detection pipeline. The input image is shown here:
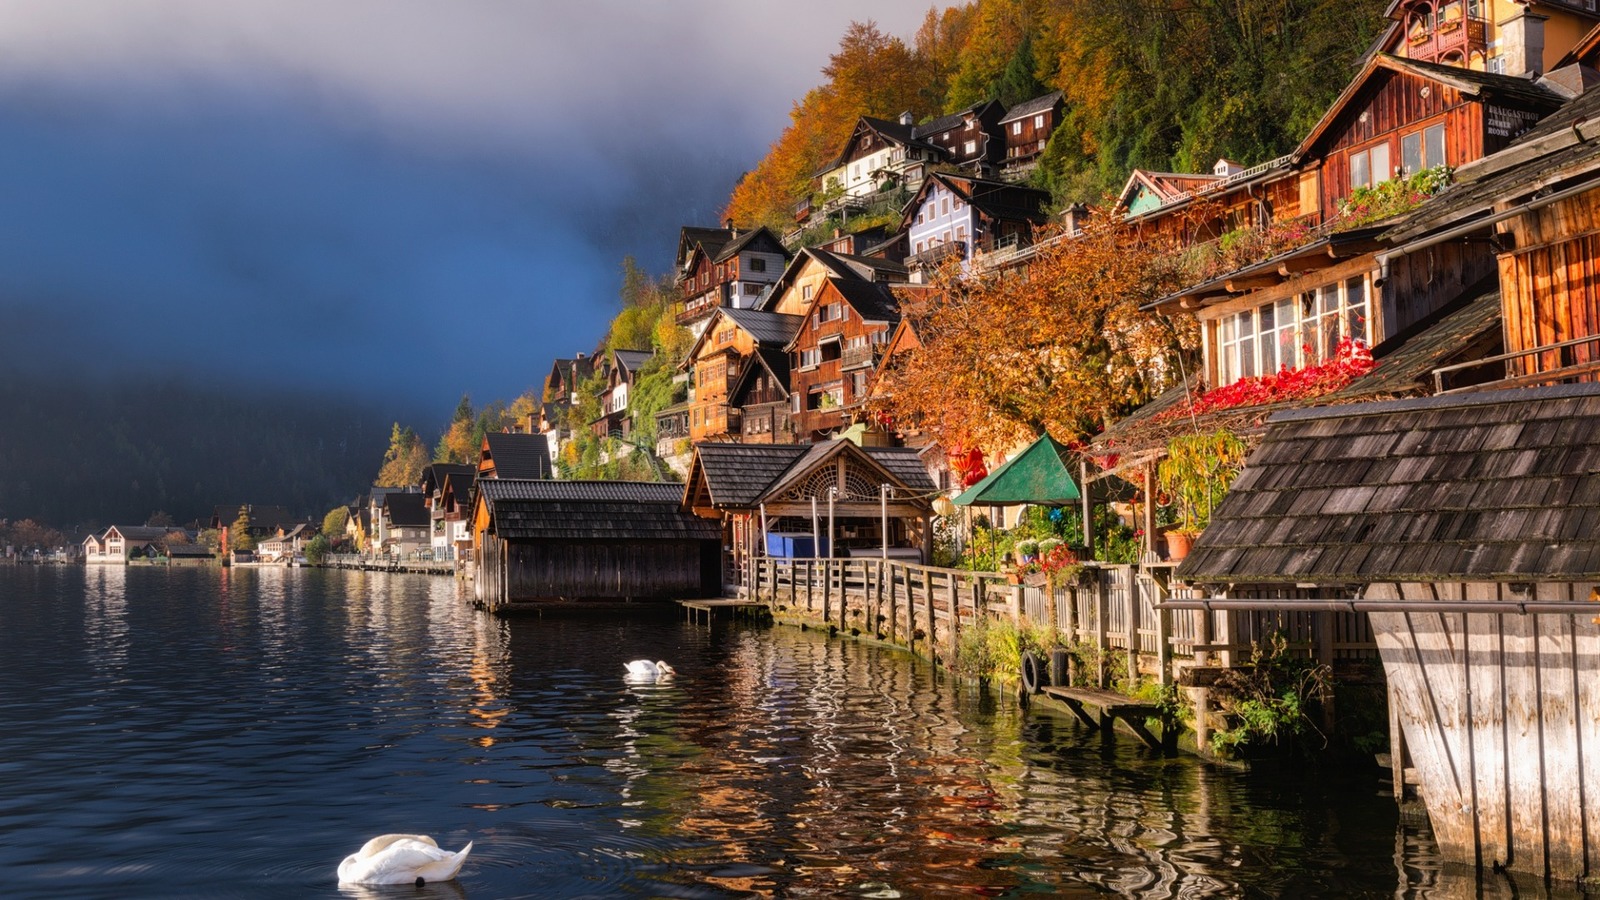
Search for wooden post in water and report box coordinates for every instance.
[1127,572,1142,687]
[925,570,937,654]
[948,572,961,663]
[1094,573,1109,688]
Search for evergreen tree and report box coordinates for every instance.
[230,506,255,553]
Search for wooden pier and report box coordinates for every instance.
[1042,686,1173,751]
[679,598,770,625]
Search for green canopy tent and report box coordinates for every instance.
[952,433,1135,560]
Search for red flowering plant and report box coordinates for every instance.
[1153,337,1375,424]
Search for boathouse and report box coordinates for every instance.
[1174,383,1600,882]
[472,478,721,611]
[684,440,937,583]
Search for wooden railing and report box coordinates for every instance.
[747,557,1377,686]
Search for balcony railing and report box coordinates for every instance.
[907,241,966,269]
[841,344,882,371]
[1404,14,1487,66]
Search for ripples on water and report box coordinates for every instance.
[0,565,1560,898]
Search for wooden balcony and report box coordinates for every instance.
[841,344,882,371]
[1405,14,1487,66]
[906,240,966,270]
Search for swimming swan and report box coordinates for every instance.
[337,834,472,885]
[624,659,675,678]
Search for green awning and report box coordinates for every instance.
[954,434,1082,506]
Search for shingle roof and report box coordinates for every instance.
[863,446,937,494]
[692,443,810,507]
[383,492,430,528]
[830,278,902,325]
[422,463,475,495]
[1178,382,1600,584]
[1000,91,1063,123]
[611,349,654,374]
[720,307,804,346]
[479,478,718,541]
[483,432,553,479]
[108,525,173,542]
[711,226,785,264]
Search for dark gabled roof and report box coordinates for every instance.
[1000,91,1063,123]
[729,348,792,406]
[912,100,1004,140]
[383,492,429,528]
[829,278,902,325]
[421,463,476,496]
[477,478,718,542]
[1178,382,1600,585]
[818,116,940,175]
[711,226,785,264]
[483,432,553,479]
[862,446,937,494]
[691,443,810,507]
[720,307,804,346]
[611,349,653,374]
[678,225,735,270]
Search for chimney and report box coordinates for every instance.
[1499,9,1548,79]
[898,110,914,126]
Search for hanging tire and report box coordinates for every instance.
[1021,651,1045,694]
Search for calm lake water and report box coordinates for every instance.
[0,564,1563,898]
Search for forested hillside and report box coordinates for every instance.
[726,0,1388,227]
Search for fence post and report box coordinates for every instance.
[1094,571,1109,689]
[1157,605,1173,687]
[948,572,961,662]
[1127,569,1142,688]
[924,570,937,655]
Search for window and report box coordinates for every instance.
[963,140,976,155]
[802,284,813,301]
[1034,114,1045,129]
[1012,121,1022,135]
[1349,142,1392,191]
[1215,276,1372,386]
[750,257,766,273]
[1402,123,1446,175]
[849,371,869,399]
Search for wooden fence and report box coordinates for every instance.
[747,557,1377,686]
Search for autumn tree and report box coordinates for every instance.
[229,506,255,553]
[322,505,350,544]
[725,20,925,230]
[376,423,428,487]
[876,211,1197,455]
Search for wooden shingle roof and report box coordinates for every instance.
[1178,382,1600,584]
[690,443,809,507]
[483,432,553,479]
[478,479,718,541]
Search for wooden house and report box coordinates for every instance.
[729,348,792,444]
[591,348,653,439]
[95,526,171,564]
[82,533,106,563]
[653,401,691,459]
[759,247,909,317]
[258,524,310,563]
[1374,0,1599,76]
[785,276,906,442]
[1175,384,1600,882]
[381,492,429,557]
[913,99,1007,176]
[812,113,941,209]
[472,479,721,611]
[675,225,788,333]
[421,463,476,560]
[902,172,1053,281]
[683,441,938,582]
[999,91,1064,177]
[438,470,477,561]
[682,306,802,442]
[479,431,553,480]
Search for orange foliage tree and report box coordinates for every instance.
[875,212,1198,455]
[724,21,925,231]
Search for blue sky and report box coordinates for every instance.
[0,1,936,419]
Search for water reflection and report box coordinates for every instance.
[0,567,1580,898]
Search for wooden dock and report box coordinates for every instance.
[1042,686,1174,752]
[680,598,770,625]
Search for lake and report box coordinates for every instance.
[0,564,1552,898]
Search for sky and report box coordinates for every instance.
[0,1,937,420]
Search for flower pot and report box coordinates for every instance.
[1165,530,1196,561]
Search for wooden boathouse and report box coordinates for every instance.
[1172,384,1600,883]
[472,478,721,611]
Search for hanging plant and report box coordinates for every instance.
[1158,428,1248,535]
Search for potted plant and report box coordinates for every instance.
[1157,429,1247,560]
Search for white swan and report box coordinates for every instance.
[337,834,472,885]
[624,659,675,679]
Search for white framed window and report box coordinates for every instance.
[1401,123,1447,175]
[963,140,976,154]
[1349,141,1392,191]
[1012,121,1022,135]
[1034,114,1045,128]
[1215,276,1372,386]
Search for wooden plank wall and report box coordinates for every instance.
[1366,580,1600,882]
[477,539,714,608]
[1500,190,1600,375]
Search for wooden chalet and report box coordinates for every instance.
[999,91,1064,177]
[479,432,553,480]
[674,225,787,333]
[1175,384,1600,882]
[381,492,429,557]
[729,348,792,444]
[811,113,941,212]
[591,348,653,439]
[682,306,802,442]
[258,524,310,563]
[914,99,1007,176]
[421,462,476,560]
[94,525,174,564]
[540,353,596,446]
[683,441,938,581]
[472,479,721,610]
[903,171,1052,280]
[785,274,906,441]
[760,246,909,317]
